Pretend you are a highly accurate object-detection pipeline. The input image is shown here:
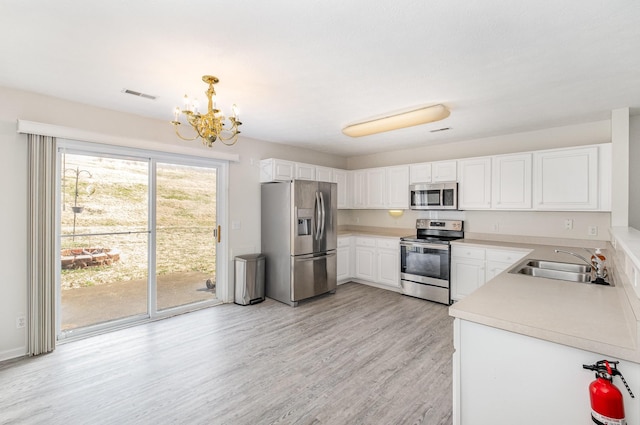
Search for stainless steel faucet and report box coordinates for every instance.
[554,249,592,266]
[554,249,607,279]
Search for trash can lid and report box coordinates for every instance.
[235,253,265,261]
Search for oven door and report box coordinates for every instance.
[400,241,450,287]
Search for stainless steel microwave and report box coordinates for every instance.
[410,182,458,210]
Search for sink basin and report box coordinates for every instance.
[514,266,592,283]
[524,260,591,274]
[509,259,611,285]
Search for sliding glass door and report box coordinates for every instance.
[155,162,218,311]
[57,144,224,338]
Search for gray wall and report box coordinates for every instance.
[630,115,640,228]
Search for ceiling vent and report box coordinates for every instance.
[430,127,451,133]
[122,89,156,100]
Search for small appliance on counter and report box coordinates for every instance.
[400,219,464,304]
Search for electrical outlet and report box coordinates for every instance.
[355,217,360,224]
[588,226,598,236]
[492,223,500,232]
[16,316,25,329]
[564,219,573,230]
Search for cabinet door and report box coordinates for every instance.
[485,261,514,282]
[409,163,432,183]
[316,166,333,182]
[337,246,351,284]
[386,166,409,209]
[260,158,294,182]
[377,248,399,287]
[492,153,532,209]
[458,157,491,210]
[295,163,316,180]
[451,257,485,301]
[351,170,368,208]
[366,168,386,208]
[334,169,349,209]
[355,246,376,281]
[533,147,598,210]
[432,161,457,182]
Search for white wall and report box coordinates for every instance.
[0,86,345,360]
[347,120,611,169]
[630,115,640,229]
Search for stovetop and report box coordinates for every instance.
[401,219,464,245]
[400,235,462,245]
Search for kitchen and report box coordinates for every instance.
[2,1,640,424]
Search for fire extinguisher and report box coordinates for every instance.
[583,360,635,425]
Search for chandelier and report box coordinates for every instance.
[170,75,242,147]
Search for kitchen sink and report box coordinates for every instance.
[514,266,592,282]
[509,259,611,285]
[523,260,591,274]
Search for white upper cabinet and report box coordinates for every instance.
[432,160,458,182]
[366,168,386,208]
[350,170,368,209]
[334,169,349,209]
[492,153,532,209]
[260,158,294,182]
[409,162,433,183]
[295,162,316,180]
[458,157,492,210]
[386,165,410,209]
[409,160,456,183]
[315,166,334,182]
[533,146,599,210]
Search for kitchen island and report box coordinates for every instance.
[449,237,640,425]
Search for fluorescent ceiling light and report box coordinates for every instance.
[342,104,450,137]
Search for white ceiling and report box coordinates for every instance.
[1,0,639,156]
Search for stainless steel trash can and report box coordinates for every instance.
[234,254,265,305]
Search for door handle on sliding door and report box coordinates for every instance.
[213,225,221,243]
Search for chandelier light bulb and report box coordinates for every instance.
[173,107,181,122]
[232,104,239,119]
[192,98,199,114]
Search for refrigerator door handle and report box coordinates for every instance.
[319,191,326,240]
[296,251,337,261]
[314,191,321,240]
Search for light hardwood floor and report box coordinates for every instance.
[0,283,454,425]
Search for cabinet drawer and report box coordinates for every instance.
[355,237,377,247]
[337,237,351,247]
[486,249,527,264]
[452,246,485,260]
[377,238,399,249]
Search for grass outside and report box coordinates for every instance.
[60,155,217,290]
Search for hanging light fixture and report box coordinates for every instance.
[170,75,242,147]
[342,104,450,137]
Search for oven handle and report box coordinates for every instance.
[400,241,449,251]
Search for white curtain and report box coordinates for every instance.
[27,134,57,355]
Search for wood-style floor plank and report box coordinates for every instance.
[0,283,453,425]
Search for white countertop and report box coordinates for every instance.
[449,238,640,362]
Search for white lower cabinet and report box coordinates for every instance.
[451,245,529,301]
[377,239,400,288]
[451,247,486,301]
[350,236,400,289]
[453,319,640,425]
[337,236,352,284]
[485,248,527,281]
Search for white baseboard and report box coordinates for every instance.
[0,346,27,362]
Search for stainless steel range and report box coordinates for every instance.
[400,219,464,305]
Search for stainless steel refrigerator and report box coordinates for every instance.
[261,180,337,306]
